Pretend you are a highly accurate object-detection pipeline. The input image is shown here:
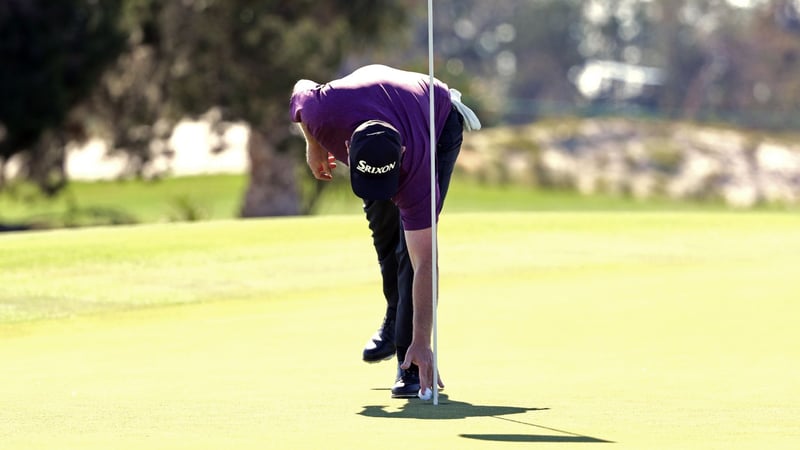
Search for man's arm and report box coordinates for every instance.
[400,227,445,393]
[298,121,335,181]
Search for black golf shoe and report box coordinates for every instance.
[362,315,396,363]
[391,364,420,398]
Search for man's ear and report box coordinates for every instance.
[401,145,407,154]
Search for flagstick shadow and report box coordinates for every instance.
[358,394,613,444]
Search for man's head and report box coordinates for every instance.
[348,120,403,201]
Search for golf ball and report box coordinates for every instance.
[418,387,432,401]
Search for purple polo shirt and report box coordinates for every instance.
[290,64,453,231]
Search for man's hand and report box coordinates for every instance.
[299,122,336,181]
[308,151,337,181]
[401,341,445,394]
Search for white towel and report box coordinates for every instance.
[449,88,482,132]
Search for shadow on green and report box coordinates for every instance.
[359,394,613,443]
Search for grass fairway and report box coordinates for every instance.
[1,212,798,449]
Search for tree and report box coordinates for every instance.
[505,0,584,121]
[87,0,411,216]
[0,0,125,193]
[647,0,800,128]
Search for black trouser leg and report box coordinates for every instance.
[435,107,464,207]
[363,199,405,331]
[394,227,414,359]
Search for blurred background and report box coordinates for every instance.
[2,0,800,230]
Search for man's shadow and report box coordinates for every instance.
[358,394,612,444]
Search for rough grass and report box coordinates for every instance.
[0,175,248,228]
[1,171,744,230]
[1,212,798,449]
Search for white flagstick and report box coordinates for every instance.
[427,0,439,406]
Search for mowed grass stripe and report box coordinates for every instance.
[3,211,792,323]
[1,212,798,449]
[0,216,377,322]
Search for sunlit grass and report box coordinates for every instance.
[0,171,791,230]
[1,212,798,449]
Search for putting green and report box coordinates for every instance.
[1,212,798,449]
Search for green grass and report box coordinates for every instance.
[1,212,798,449]
[2,172,750,230]
[0,174,248,228]
[441,178,737,212]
